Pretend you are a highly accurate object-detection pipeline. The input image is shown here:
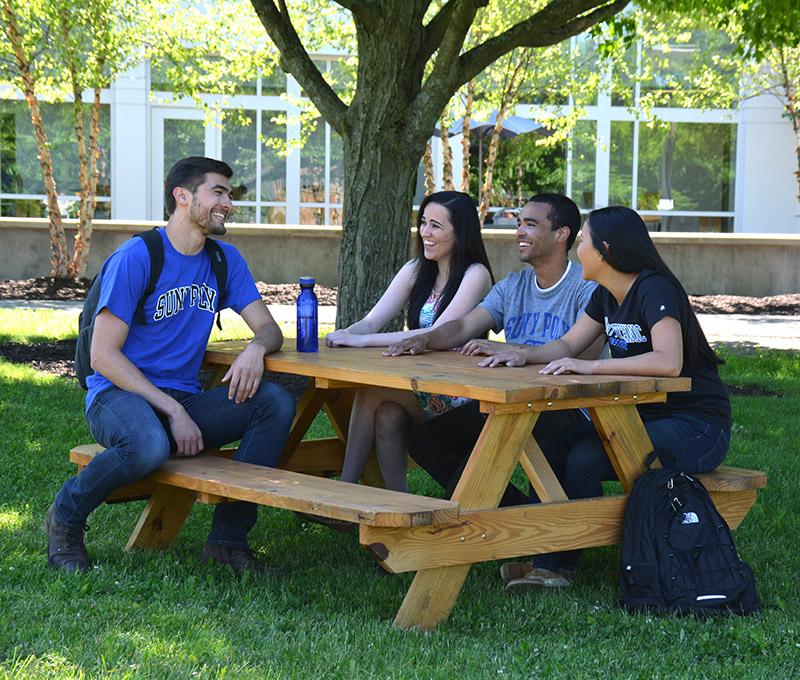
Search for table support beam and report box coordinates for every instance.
[393,411,537,630]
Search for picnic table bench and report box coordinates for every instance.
[68,341,767,629]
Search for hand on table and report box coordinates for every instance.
[461,339,514,357]
[538,358,594,375]
[383,336,429,356]
[325,329,365,347]
[476,348,528,368]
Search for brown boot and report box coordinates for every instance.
[201,543,286,578]
[45,503,91,573]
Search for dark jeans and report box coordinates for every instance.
[532,413,731,572]
[406,401,587,507]
[54,381,295,546]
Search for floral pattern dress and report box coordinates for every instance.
[414,290,472,419]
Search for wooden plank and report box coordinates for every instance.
[282,438,345,475]
[71,444,456,527]
[126,484,196,551]
[393,411,537,630]
[590,404,654,492]
[481,392,667,415]
[204,342,691,406]
[362,489,759,572]
[520,433,568,502]
[152,456,457,528]
[697,466,767,491]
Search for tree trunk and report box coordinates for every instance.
[70,87,102,278]
[338,137,421,328]
[441,130,454,191]
[422,141,435,195]
[460,81,474,193]
[777,48,800,204]
[1,0,68,276]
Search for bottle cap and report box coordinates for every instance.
[298,276,316,286]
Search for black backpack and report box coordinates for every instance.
[75,228,227,389]
[619,449,760,616]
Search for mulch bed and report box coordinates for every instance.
[0,277,338,305]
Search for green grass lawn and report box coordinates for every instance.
[1,311,799,678]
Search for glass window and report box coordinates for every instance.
[609,121,634,205]
[636,122,736,212]
[260,112,287,202]
[222,110,257,202]
[0,101,111,198]
[491,134,566,205]
[300,206,324,225]
[329,129,344,204]
[570,120,596,210]
[611,45,637,106]
[300,118,325,203]
[163,118,205,186]
[262,206,286,224]
[261,66,286,96]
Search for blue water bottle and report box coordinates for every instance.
[296,276,319,352]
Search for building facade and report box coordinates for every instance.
[1,53,798,233]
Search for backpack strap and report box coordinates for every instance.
[132,228,165,325]
[645,447,678,470]
[204,238,227,330]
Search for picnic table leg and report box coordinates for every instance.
[125,484,196,551]
[589,404,654,492]
[277,385,329,468]
[393,411,537,630]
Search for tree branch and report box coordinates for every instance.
[420,0,460,63]
[459,0,630,85]
[249,0,348,134]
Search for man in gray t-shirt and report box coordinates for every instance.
[387,192,602,506]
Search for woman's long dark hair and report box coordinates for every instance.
[407,191,494,329]
[587,206,722,368]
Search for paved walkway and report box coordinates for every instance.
[1,300,798,351]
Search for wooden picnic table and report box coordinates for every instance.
[72,340,764,630]
[200,340,762,629]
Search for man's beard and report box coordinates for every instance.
[190,200,226,235]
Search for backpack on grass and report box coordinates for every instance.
[74,229,227,389]
[619,449,760,616]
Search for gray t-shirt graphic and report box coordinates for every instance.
[479,261,596,346]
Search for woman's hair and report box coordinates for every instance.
[587,206,722,367]
[407,191,494,329]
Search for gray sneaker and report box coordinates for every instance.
[505,566,577,593]
[45,503,91,573]
[201,543,286,578]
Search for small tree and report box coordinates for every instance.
[0,0,142,278]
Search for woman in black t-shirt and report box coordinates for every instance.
[468,206,731,589]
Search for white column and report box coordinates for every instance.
[285,76,302,224]
[593,69,612,209]
[110,63,149,219]
[734,93,798,233]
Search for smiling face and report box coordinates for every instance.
[419,202,456,265]
[515,201,565,266]
[576,220,602,280]
[186,172,234,235]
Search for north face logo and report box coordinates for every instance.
[681,512,700,524]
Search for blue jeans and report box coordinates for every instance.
[531,412,731,573]
[55,381,295,546]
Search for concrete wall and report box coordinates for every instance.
[2,218,799,296]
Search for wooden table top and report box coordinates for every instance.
[206,340,691,405]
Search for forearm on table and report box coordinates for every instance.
[248,321,283,355]
[523,338,573,364]
[588,351,682,377]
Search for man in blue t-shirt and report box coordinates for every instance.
[46,157,295,576]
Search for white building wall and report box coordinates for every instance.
[110,63,150,220]
[735,93,799,233]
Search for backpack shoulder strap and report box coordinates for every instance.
[132,228,165,325]
[204,238,227,330]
